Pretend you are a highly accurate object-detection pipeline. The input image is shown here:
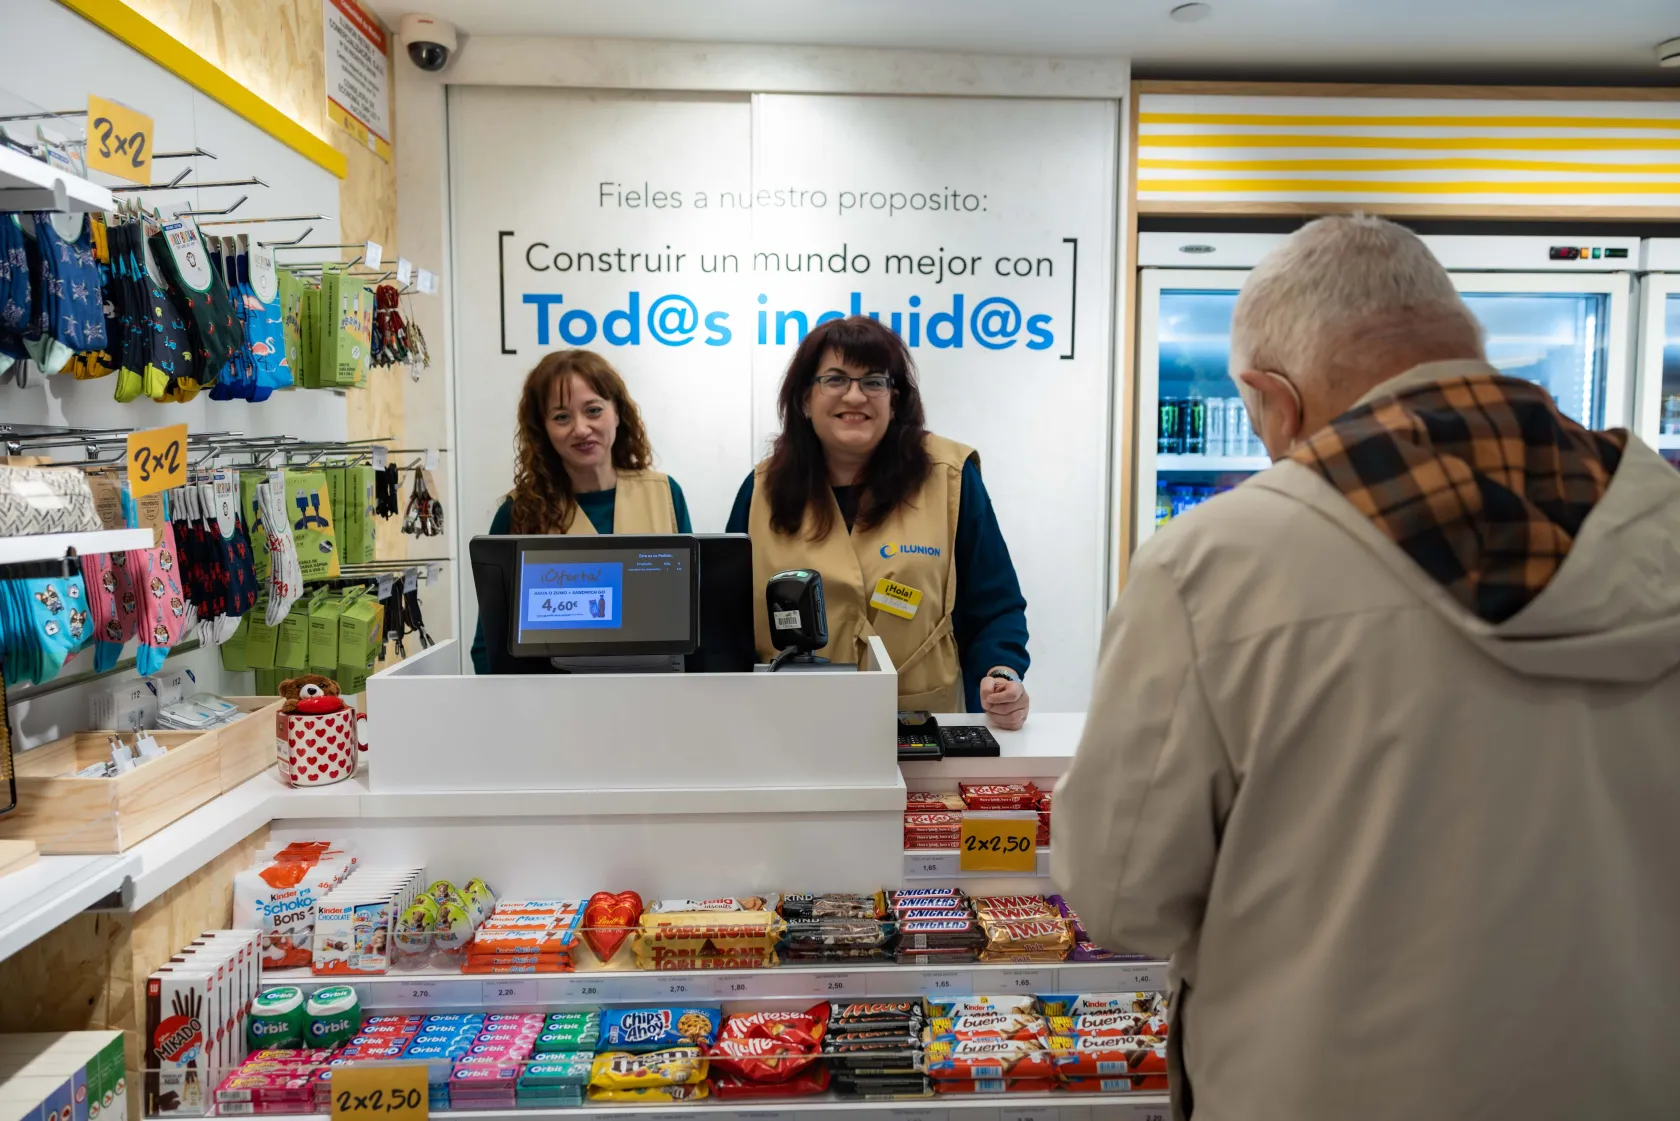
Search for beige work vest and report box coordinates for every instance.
[559,469,677,534]
[748,434,973,712]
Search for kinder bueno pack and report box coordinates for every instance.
[232,842,358,970]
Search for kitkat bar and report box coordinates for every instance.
[958,781,1041,810]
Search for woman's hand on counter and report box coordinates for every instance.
[980,667,1030,730]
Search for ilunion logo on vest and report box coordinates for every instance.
[880,543,941,558]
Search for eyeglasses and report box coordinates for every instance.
[812,372,893,397]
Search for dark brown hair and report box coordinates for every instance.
[508,349,653,533]
[764,316,930,539]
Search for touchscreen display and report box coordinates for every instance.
[516,546,693,647]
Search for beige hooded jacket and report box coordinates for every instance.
[1053,361,1680,1121]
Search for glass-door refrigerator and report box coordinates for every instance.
[1636,239,1680,466]
[1135,232,1637,550]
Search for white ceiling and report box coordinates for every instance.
[363,0,1680,74]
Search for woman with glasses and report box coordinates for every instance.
[470,348,692,673]
[725,316,1030,726]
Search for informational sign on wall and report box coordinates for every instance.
[450,88,1117,709]
[323,0,390,161]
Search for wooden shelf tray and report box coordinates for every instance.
[0,698,281,854]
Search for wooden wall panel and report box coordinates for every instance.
[125,0,329,137]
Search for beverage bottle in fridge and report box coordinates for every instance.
[1155,487,1173,527]
[1159,399,1180,455]
[1229,397,1253,457]
[1205,397,1226,459]
[1184,395,1206,456]
[1664,394,1680,436]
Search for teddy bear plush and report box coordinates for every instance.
[278,673,345,715]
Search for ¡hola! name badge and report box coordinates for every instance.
[871,578,923,621]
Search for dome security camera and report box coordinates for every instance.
[402,13,458,73]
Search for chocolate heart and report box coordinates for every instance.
[582,890,643,962]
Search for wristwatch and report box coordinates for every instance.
[987,667,1021,683]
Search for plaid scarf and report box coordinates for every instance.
[1290,372,1628,624]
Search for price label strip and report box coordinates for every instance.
[126,423,187,498]
[959,814,1037,873]
[328,1064,426,1121]
[904,851,957,878]
[481,978,535,1005]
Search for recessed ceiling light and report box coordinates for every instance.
[1170,2,1213,23]
[1659,37,1680,67]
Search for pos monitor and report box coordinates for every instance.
[470,533,754,674]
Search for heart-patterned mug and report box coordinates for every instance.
[276,705,367,787]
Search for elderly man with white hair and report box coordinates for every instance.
[1053,214,1680,1121]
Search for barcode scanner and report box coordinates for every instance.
[765,568,828,671]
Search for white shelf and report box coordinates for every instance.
[249,1095,1171,1120]
[0,852,130,961]
[0,146,117,214]
[0,528,154,565]
[261,957,1171,1008]
[1156,454,1270,473]
[903,848,1051,879]
[1656,434,1680,451]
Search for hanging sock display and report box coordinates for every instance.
[257,479,303,626]
[19,212,107,376]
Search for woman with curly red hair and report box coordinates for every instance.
[470,349,690,673]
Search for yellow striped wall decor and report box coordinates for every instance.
[1137,92,1680,216]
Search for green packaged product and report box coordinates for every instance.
[278,269,306,384]
[275,601,309,670]
[519,1056,594,1087]
[307,592,345,668]
[244,600,279,669]
[343,464,375,565]
[305,985,361,1047]
[220,613,250,673]
[247,986,307,1050]
[240,471,271,582]
[536,1025,600,1052]
[252,666,282,695]
[286,469,339,581]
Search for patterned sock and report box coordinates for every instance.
[134,524,188,675]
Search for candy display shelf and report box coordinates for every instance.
[0,145,117,213]
[259,958,1171,1009]
[1156,453,1270,473]
[243,1094,1172,1120]
[0,527,154,565]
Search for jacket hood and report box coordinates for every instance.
[1254,368,1680,684]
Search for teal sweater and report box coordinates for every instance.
[469,479,691,673]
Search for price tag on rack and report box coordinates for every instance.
[482,978,535,1005]
[904,851,957,878]
[328,1064,425,1121]
[959,814,1037,873]
[424,446,439,472]
[1118,1103,1168,1121]
[912,970,972,997]
[417,268,435,294]
[86,94,153,184]
[557,975,612,1003]
[395,258,412,285]
[126,424,186,497]
[370,445,388,470]
[993,967,1055,994]
[363,241,383,269]
[1000,1109,1063,1121]
[619,974,720,1002]
[808,971,868,998]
